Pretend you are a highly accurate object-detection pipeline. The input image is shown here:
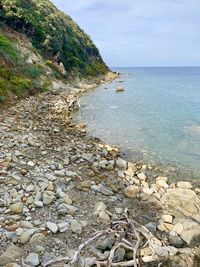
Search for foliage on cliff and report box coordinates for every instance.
[0,0,108,76]
[0,0,109,102]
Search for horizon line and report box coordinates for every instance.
[110,65,200,68]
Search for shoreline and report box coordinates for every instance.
[0,71,200,266]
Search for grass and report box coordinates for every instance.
[0,34,19,62]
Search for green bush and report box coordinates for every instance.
[0,34,19,62]
[0,0,108,76]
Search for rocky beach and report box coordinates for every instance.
[0,72,200,267]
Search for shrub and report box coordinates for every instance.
[0,34,19,62]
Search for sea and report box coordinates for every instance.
[75,67,200,177]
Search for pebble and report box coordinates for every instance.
[25,253,40,266]
[46,222,58,233]
[137,172,146,181]
[58,222,69,232]
[34,200,43,208]
[10,202,24,214]
[71,220,82,234]
[0,245,22,266]
[99,210,110,222]
[20,231,32,244]
[116,158,127,170]
[93,202,107,215]
[162,214,173,224]
[124,185,140,198]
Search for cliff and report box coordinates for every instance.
[0,0,108,101]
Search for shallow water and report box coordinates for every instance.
[75,67,200,177]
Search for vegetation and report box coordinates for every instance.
[0,33,19,61]
[0,32,44,100]
[0,0,108,76]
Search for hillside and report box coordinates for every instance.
[0,0,108,101]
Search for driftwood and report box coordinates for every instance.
[44,209,168,267]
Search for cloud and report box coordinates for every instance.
[51,0,200,67]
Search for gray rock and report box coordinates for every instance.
[169,232,184,247]
[145,222,157,233]
[10,202,24,214]
[46,222,58,234]
[41,252,57,267]
[65,170,77,178]
[93,202,107,216]
[20,231,32,244]
[34,200,43,208]
[58,222,69,232]
[116,158,127,170]
[180,227,200,247]
[0,245,22,266]
[43,193,54,205]
[99,210,110,222]
[124,185,140,198]
[113,248,125,262]
[71,220,82,234]
[57,203,78,215]
[177,181,193,189]
[25,253,40,266]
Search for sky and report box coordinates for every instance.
[51,0,200,67]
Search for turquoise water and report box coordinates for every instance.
[75,67,200,175]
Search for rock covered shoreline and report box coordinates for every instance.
[0,72,200,267]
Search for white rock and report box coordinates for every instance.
[93,202,107,215]
[99,210,110,222]
[172,223,184,235]
[177,181,193,189]
[162,215,173,224]
[34,200,43,208]
[46,222,58,234]
[156,180,169,189]
[137,172,146,181]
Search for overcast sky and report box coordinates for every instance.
[51,0,200,67]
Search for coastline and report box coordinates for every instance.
[0,71,200,266]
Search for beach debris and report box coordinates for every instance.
[116,87,125,92]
